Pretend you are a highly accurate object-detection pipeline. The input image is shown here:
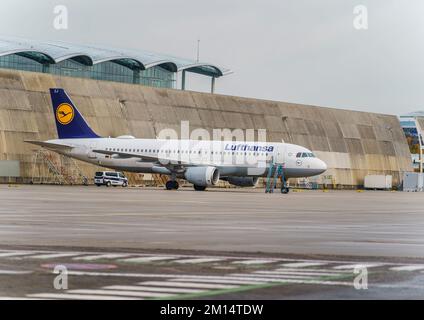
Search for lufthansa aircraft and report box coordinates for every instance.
[26,89,327,191]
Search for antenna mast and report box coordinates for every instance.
[196,38,200,62]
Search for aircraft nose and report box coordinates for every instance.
[317,159,327,173]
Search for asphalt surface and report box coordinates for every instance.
[0,185,424,299]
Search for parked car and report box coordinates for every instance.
[94,171,128,187]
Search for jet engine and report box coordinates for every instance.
[184,166,220,187]
[226,176,259,187]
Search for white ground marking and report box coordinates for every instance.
[0,251,41,258]
[172,278,263,285]
[254,270,346,277]
[174,258,225,264]
[230,274,320,280]
[0,270,33,275]
[333,263,384,270]
[247,278,354,286]
[68,289,171,298]
[0,248,409,267]
[29,253,83,259]
[119,256,177,263]
[174,274,321,282]
[67,271,173,278]
[281,262,328,268]
[390,265,424,271]
[275,268,351,273]
[140,281,238,289]
[28,293,140,300]
[73,254,134,261]
[227,273,352,283]
[228,273,330,281]
[0,297,46,300]
[103,285,204,294]
[63,271,345,284]
[232,259,275,265]
[250,273,329,279]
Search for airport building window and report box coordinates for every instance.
[0,54,176,89]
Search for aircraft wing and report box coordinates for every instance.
[92,149,157,161]
[93,149,202,167]
[24,140,73,151]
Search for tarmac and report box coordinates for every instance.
[0,185,423,299]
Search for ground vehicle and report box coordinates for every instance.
[94,171,128,187]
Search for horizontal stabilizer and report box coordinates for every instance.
[24,140,73,150]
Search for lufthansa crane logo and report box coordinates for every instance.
[56,103,74,125]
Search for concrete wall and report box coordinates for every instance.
[0,68,413,187]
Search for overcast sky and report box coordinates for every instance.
[1,0,423,115]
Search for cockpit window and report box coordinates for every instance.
[297,152,316,158]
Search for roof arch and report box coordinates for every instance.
[55,54,93,66]
[177,63,225,77]
[0,36,232,77]
[144,60,178,72]
[0,49,55,64]
[92,56,145,70]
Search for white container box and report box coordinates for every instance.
[403,173,424,192]
[364,175,393,190]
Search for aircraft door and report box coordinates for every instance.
[275,145,286,165]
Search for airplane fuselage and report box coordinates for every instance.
[46,137,327,179]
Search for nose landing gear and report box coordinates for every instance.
[281,186,290,194]
[165,180,179,190]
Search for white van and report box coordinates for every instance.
[95,171,128,187]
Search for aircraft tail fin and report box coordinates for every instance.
[49,88,100,139]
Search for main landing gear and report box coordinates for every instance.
[193,185,207,191]
[165,180,179,190]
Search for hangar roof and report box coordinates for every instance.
[0,36,232,77]
[401,111,424,118]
